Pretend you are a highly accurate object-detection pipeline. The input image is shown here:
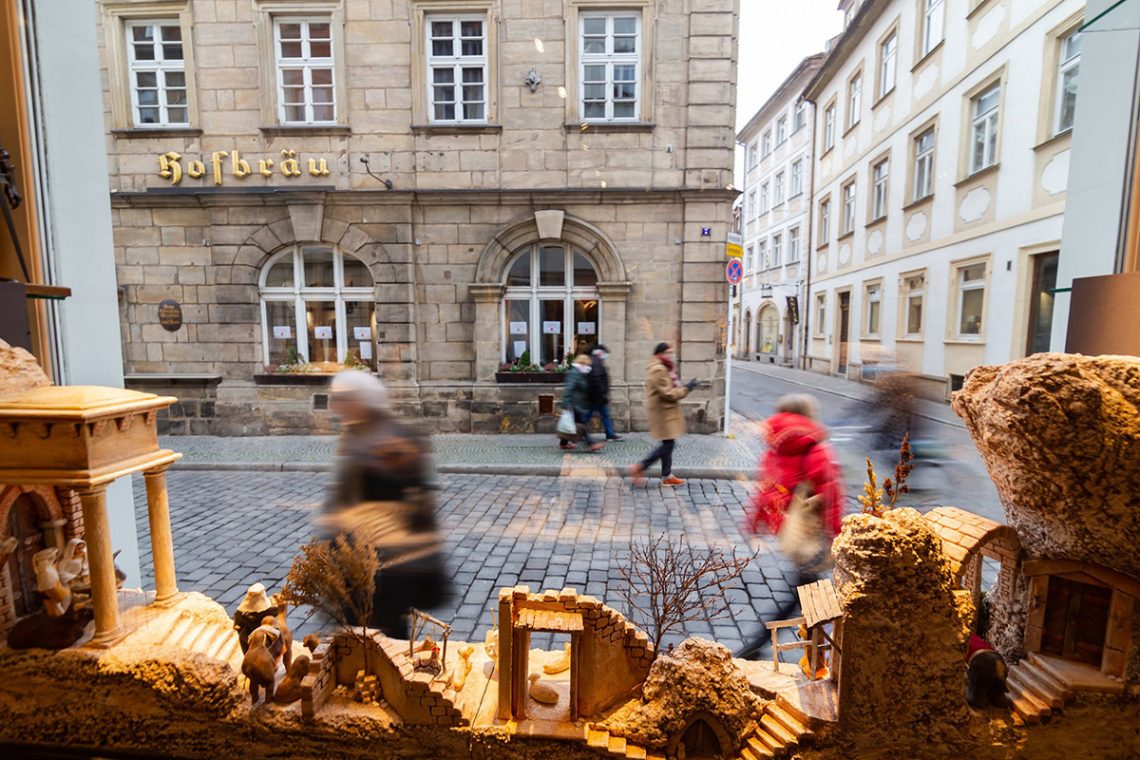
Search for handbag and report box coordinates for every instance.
[778,482,833,572]
[556,408,578,436]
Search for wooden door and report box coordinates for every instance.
[6,494,44,617]
[1041,576,1111,666]
[680,718,721,759]
[837,292,850,374]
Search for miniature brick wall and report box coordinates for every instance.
[299,638,336,720]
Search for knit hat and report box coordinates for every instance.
[653,342,671,355]
[572,354,592,366]
[330,369,390,415]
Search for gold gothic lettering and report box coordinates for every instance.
[155,149,335,186]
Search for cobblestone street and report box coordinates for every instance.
[135,471,795,653]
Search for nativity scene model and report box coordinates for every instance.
[0,345,1138,759]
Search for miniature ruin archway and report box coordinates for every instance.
[668,711,732,759]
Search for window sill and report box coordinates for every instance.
[565,122,655,133]
[967,0,1000,21]
[867,214,887,227]
[820,146,834,159]
[902,194,934,212]
[860,335,882,343]
[837,231,855,243]
[112,127,203,139]
[412,124,503,135]
[260,125,352,137]
[896,336,925,343]
[912,40,944,73]
[871,88,895,110]
[943,338,985,346]
[842,121,860,138]
[955,162,1000,188]
[815,242,830,252]
[1033,129,1072,153]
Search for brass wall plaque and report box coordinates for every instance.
[158,299,182,332]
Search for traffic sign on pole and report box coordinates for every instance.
[726,258,743,284]
[726,232,743,258]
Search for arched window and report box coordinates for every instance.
[259,245,375,369]
[758,304,779,354]
[502,245,599,366]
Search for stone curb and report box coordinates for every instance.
[168,460,753,480]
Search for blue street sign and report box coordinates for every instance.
[726,258,743,284]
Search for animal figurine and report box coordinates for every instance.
[966,633,1008,708]
[303,634,321,654]
[273,654,311,705]
[32,547,71,617]
[242,615,285,704]
[269,593,294,672]
[233,583,278,654]
[528,672,559,705]
[451,644,475,691]
[6,603,94,650]
[543,642,571,675]
[485,611,499,661]
[55,538,89,588]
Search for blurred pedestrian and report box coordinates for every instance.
[560,354,603,452]
[628,342,697,487]
[585,344,622,441]
[736,394,845,660]
[322,370,448,638]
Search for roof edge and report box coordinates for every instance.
[803,1,890,102]
[736,53,827,142]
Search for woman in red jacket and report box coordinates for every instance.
[737,394,846,660]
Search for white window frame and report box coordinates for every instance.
[1054,30,1081,135]
[847,73,862,129]
[842,181,857,235]
[864,282,882,336]
[819,198,831,242]
[794,100,807,132]
[762,130,773,158]
[879,32,897,98]
[903,273,925,336]
[124,19,188,127]
[774,171,786,206]
[746,244,755,273]
[747,189,757,220]
[788,227,800,263]
[913,128,935,201]
[824,103,836,151]
[776,116,787,145]
[259,246,375,367]
[969,83,1001,174]
[790,159,803,196]
[872,158,889,220]
[274,17,337,125]
[760,182,770,214]
[954,261,987,338]
[922,0,944,58]
[757,240,768,269]
[501,246,601,364]
[815,293,827,336]
[426,15,488,124]
[748,140,759,169]
[579,12,641,123]
[772,233,782,267]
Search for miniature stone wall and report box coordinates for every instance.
[833,508,974,757]
[951,354,1140,579]
[299,638,335,720]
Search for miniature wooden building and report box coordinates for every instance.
[766,579,843,683]
[0,386,181,645]
[924,506,1021,628]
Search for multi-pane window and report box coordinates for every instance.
[788,227,801,262]
[774,171,786,205]
[815,294,827,335]
[762,130,773,158]
[904,274,924,335]
[872,159,889,220]
[922,0,944,58]
[776,117,787,145]
[819,198,831,242]
[125,21,187,126]
[428,17,487,123]
[748,141,759,168]
[760,182,770,213]
[260,246,375,369]
[865,283,881,335]
[772,233,782,267]
[757,240,768,270]
[847,73,862,128]
[879,32,897,97]
[791,160,803,196]
[794,100,807,131]
[914,128,935,200]
[970,83,1001,174]
[747,190,757,219]
[956,262,986,336]
[842,181,856,234]
[503,246,600,364]
[1055,31,1081,134]
[746,245,755,273]
[824,104,836,151]
[580,13,640,121]
[275,18,335,124]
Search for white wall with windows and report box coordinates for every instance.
[804,0,1083,391]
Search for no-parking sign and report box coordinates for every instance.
[726,258,743,284]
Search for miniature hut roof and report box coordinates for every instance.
[797,579,842,629]
[923,507,1021,580]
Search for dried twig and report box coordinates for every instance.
[883,433,914,508]
[281,534,379,645]
[617,533,756,658]
[858,457,885,517]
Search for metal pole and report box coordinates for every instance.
[724,285,733,435]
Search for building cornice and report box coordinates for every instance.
[737,53,827,142]
[803,0,890,102]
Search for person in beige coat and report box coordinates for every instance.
[628,342,698,486]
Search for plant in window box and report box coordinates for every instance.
[342,353,369,371]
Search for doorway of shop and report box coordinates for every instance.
[837,292,850,375]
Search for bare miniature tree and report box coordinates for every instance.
[281,533,378,645]
[617,532,756,658]
[860,433,915,517]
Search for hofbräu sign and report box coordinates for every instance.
[157,149,333,186]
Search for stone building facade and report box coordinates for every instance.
[97,0,740,434]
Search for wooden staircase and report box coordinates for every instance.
[738,697,814,759]
[584,726,664,760]
[1005,652,1124,725]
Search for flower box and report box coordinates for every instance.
[253,373,334,386]
[494,372,567,384]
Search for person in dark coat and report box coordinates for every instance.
[627,342,697,486]
[560,354,603,451]
[584,344,622,441]
[323,370,449,638]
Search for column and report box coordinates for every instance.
[495,588,513,720]
[77,484,120,645]
[470,284,506,383]
[143,465,179,604]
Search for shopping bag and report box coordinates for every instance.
[556,408,578,436]
[778,482,833,572]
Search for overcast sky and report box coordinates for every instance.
[736,0,844,131]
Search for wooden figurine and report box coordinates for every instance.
[6,603,93,650]
[414,644,442,676]
[269,593,294,672]
[485,611,499,661]
[302,633,321,654]
[528,673,559,705]
[32,547,71,617]
[55,538,89,588]
[233,583,278,654]
[543,642,571,675]
[966,633,1008,708]
[242,615,285,704]
[273,654,311,705]
[451,644,475,691]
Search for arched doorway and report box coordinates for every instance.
[758,304,779,357]
[6,494,45,617]
[669,712,732,760]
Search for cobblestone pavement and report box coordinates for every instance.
[135,470,794,652]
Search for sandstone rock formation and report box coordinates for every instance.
[0,337,50,398]
[951,353,1140,578]
[833,508,973,759]
[600,637,760,752]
